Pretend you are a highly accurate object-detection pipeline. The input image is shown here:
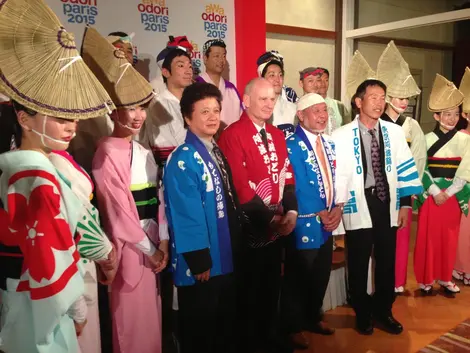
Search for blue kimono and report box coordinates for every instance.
[287,126,336,250]
[164,131,233,286]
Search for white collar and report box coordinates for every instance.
[301,126,321,144]
[253,121,266,132]
[161,87,181,103]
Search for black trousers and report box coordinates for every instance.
[345,192,397,319]
[281,236,333,334]
[236,241,283,353]
[177,274,236,353]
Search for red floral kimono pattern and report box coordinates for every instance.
[0,169,80,300]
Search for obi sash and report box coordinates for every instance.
[130,183,159,221]
[427,157,461,179]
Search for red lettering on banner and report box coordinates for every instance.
[137,3,169,15]
[201,12,227,23]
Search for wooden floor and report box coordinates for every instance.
[300,221,470,353]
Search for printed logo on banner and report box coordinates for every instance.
[191,41,203,71]
[61,0,98,25]
[138,0,169,33]
[202,3,228,39]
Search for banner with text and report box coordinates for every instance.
[46,0,237,85]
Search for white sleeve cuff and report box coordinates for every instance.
[68,296,88,324]
[428,184,441,197]
[159,223,170,241]
[445,177,467,197]
[135,237,157,256]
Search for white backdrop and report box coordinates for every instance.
[46,0,237,85]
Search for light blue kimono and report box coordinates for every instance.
[287,126,336,250]
[164,131,233,287]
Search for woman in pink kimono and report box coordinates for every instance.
[82,27,168,353]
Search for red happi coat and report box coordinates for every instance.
[218,113,294,210]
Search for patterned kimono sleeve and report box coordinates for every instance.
[0,169,84,345]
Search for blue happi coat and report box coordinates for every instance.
[163,131,233,286]
[287,126,336,250]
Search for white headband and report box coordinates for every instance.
[297,93,325,111]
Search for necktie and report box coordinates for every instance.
[369,129,387,202]
[259,128,269,148]
[315,136,332,208]
[212,143,237,210]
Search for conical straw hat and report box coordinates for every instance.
[377,41,420,99]
[0,0,114,119]
[82,27,154,109]
[428,74,464,112]
[459,67,470,113]
[346,51,376,100]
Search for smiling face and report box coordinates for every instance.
[389,97,409,114]
[298,102,329,133]
[185,97,221,140]
[163,54,193,89]
[300,74,323,95]
[264,63,284,96]
[113,106,147,136]
[355,85,386,121]
[244,79,276,123]
[204,46,226,75]
[113,41,134,65]
[434,106,460,132]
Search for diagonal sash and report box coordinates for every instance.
[428,126,457,158]
[185,131,233,274]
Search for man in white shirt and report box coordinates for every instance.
[138,44,193,164]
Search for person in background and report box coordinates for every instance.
[196,39,243,132]
[282,93,341,350]
[257,51,297,136]
[334,54,422,335]
[137,43,192,165]
[299,67,351,134]
[376,41,427,294]
[218,78,298,353]
[454,67,470,286]
[83,27,168,353]
[414,74,470,296]
[0,0,115,351]
[164,82,242,353]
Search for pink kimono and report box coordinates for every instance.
[92,137,164,353]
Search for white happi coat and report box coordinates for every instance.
[332,116,423,231]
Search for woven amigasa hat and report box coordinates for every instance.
[346,51,376,100]
[377,41,421,99]
[82,27,154,109]
[0,0,114,119]
[428,74,464,112]
[459,67,470,113]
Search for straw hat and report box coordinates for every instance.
[0,0,114,119]
[82,27,154,109]
[346,51,376,100]
[459,67,470,113]
[377,41,421,99]
[428,74,464,112]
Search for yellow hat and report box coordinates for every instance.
[82,27,154,109]
[428,74,464,112]
[0,0,114,119]
[459,67,470,113]
[377,41,420,99]
[346,51,376,100]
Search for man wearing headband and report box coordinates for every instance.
[138,42,192,167]
[218,78,298,352]
[257,50,297,136]
[299,66,350,134]
[376,41,427,295]
[195,39,243,131]
[334,53,422,335]
[281,93,341,349]
[414,74,470,297]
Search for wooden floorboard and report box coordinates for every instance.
[299,222,470,353]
